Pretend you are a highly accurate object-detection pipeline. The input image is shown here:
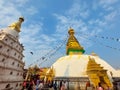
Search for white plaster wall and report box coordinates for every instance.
[0,31,24,90]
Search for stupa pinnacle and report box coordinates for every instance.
[8,16,24,32]
[66,27,85,55]
[3,16,24,38]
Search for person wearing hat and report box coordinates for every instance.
[8,16,24,32]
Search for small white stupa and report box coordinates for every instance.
[0,17,25,90]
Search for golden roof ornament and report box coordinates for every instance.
[66,27,85,55]
[8,16,24,32]
[68,27,74,36]
[87,56,113,88]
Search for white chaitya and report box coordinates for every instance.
[0,17,25,90]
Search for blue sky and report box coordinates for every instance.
[0,0,120,68]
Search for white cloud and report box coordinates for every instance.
[54,0,120,50]
[100,0,118,5]
[0,2,21,27]
[92,0,99,10]
[20,22,44,50]
[6,0,28,7]
[26,6,38,15]
[54,19,92,48]
[40,34,56,43]
[19,21,61,67]
[99,0,119,11]
[88,19,107,27]
[21,23,43,36]
[54,14,68,24]
[104,11,117,21]
[67,2,89,19]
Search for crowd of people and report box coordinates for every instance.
[22,79,119,90]
[22,79,68,90]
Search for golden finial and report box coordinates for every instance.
[68,27,74,35]
[19,16,24,22]
[8,16,24,32]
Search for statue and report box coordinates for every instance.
[8,17,24,32]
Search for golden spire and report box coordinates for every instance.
[8,16,24,32]
[66,28,85,55]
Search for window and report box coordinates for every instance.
[2,58,5,62]
[20,57,22,60]
[21,73,23,76]
[5,39,8,41]
[16,83,18,87]
[5,84,10,88]
[12,62,14,65]
[10,71,13,75]
[14,53,16,56]
[7,49,9,52]
[0,45,2,48]
[11,42,13,44]
[19,83,22,86]
[18,55,20,58]
[17,64,19,67]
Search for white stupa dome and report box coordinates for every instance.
[52,54,120,78]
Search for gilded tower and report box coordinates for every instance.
[87,57,113,89]
[66,28,85,55]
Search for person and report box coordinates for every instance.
[38,81,44,90]
[22,81,27,90]
[64,81,68,90]
[27,80,34,90]
[60,80,63,89]
[36,79,40,90]
[86,81,90,90]
[53,81,57,90]
[97,83,104,90]
[61,81,65,90]
[106,86,110,90]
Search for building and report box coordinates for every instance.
[47,28,120,90]
[0,17,25,90]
